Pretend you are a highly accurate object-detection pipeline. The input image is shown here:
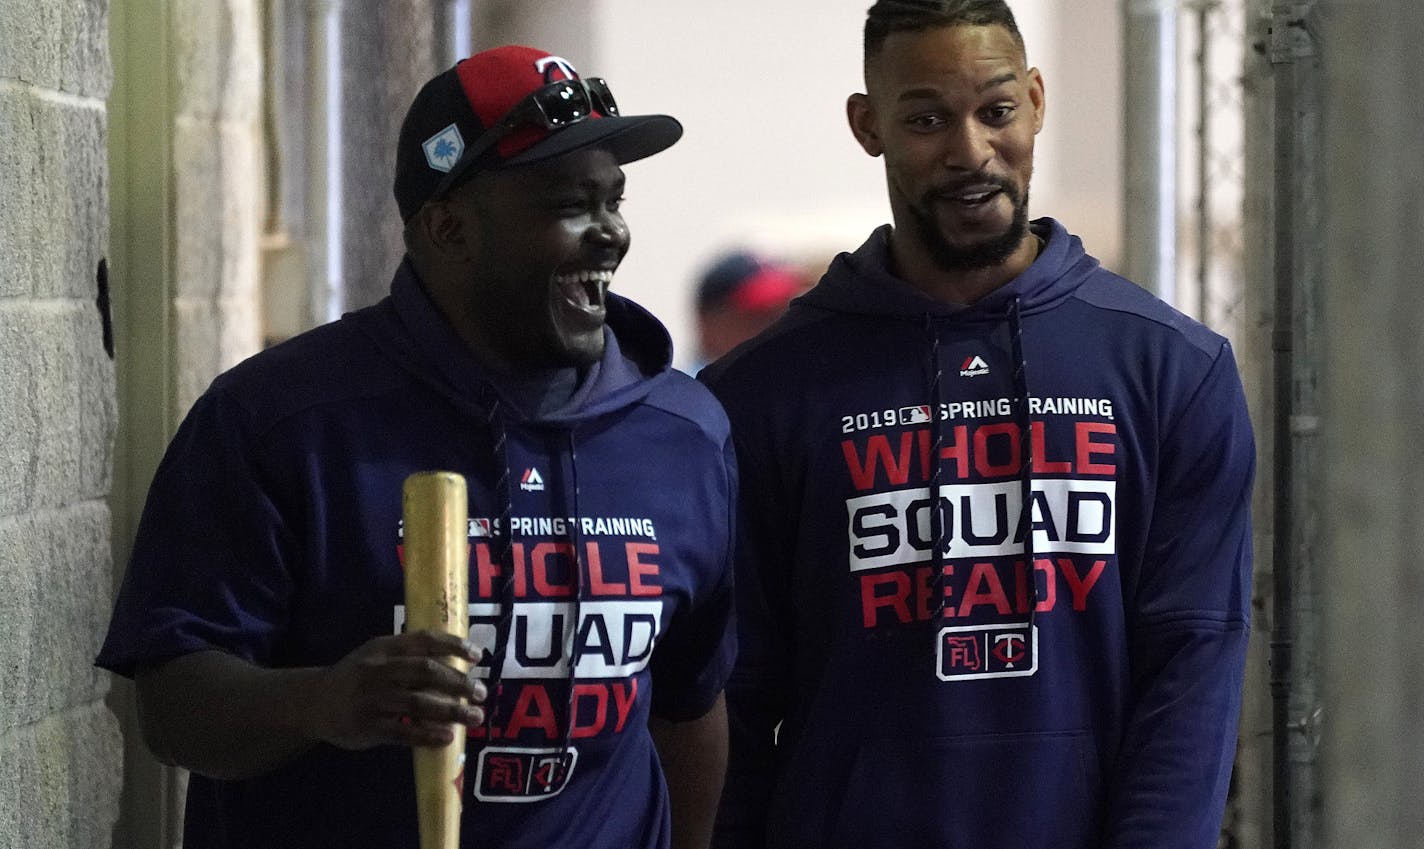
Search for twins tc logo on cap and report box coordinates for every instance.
[423,123,466,173]
[533,55,578,83]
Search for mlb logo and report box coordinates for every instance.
[475,747,578,802]
[468,518,492,538]
[937,622,1038,681]
[423,123,465,173]
[898,405,932,425]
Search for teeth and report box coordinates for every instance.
[553,269,614,286]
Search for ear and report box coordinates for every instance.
[1027,67,1046,135]
[846,93,884,157]
[415,195,479,262]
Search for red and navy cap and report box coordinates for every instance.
[394,45,682,222]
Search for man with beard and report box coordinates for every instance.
[700,2,1254,848]
[98,45,735,849]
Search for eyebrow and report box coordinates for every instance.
[584,175,626,193]
[895,72,1021,102]
[975,73,1019,93]
[532,172,626,193]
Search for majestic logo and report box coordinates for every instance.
[475,746,577,802]
[519,468,546,492]
[534,55,579,83]
[422,123,465,173]
[959,355,990,377]
[938,623,1038,681]
[898,405,932,425]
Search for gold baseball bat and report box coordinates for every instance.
[402,471,470,849]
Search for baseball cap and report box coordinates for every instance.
[696,251,805,313]
[394,45,683,222]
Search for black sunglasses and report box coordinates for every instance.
[433,78,620,199]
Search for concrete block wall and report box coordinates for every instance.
[1321,1,1424,845]
[0,1,123,848]
[171,0,263,413]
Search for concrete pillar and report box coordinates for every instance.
[0,0,123,847]
[1319,1,1424,846]
[170,0,265,412]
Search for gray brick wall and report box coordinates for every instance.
[0,1,122,848]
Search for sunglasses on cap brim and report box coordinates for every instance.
[432,77,620,199]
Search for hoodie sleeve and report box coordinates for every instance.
[1103,341,1255,848]
[707,404,796,849]
[96,385,295,677]
[649,431,738,721]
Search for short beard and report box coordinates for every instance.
[911,181,1031,273]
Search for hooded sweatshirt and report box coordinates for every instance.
[701,219,1254,849]
[97,261,737,849]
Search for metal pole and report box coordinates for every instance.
[1234,3,1279,845]
[1196,2,1211,323]
[1267,32,1294,844]
[1122,0,1179,302]
[1269,4,1320,848]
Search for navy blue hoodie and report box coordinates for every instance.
[701,220,1254,849]
[98,262,736,849]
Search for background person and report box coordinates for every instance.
[691,250,805,370]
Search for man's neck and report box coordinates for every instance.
[889,231,1042,305]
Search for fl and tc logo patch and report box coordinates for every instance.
[937,622,1038,681]
[474,746,577,802]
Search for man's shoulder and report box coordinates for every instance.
[698,303,831,391]
[642,367,732,446]
[207,312,407,431]
[1071,268,1230,359]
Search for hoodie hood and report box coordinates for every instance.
[798,218,1099,321]
[352,258,676,426]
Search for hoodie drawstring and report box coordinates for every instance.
[559,431,585,764]
[483,398,516,737]
[926,315,950,627]
[1007,296,1041,629]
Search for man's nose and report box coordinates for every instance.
[941,120,994,171]
[586,211,628,247]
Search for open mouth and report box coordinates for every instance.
[940,184,1004,208]
[552,268,612,316]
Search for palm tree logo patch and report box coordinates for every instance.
[423,123,465,172]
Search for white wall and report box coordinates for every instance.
[587,1,1121,369]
